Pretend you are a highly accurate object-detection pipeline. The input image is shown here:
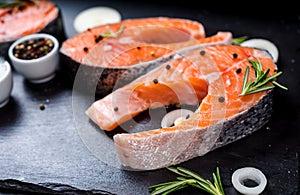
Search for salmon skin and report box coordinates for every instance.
[86,45,276,170]
[0,0,66,60]
[59,17,232,97]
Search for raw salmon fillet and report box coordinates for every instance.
[0,0,59,42]
[0,0,65,60]
[60,16,232,96]
[60,17,206,66]
[86,45,276,170]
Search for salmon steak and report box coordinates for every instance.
[60,17,232,96]
[86,45,277,170]
[0,0,65,59]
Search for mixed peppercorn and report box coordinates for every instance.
[13,38,54,60]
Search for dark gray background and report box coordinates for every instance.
[0,1,299,194]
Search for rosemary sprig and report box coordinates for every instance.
[148,167,225,195]
[239,57,288,96]
[100,24,124,38]
[0,1,19,8]
[232,36,248,45]
[0,0,37,9]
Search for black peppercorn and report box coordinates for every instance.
[153,79,158,84]
[39,103,45,110]
[218,97,225,103]
[95,35,103,43]
[236,68,242,74]
[186,114,190,119]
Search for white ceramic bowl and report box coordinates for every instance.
[8,33,59,83]
[0,59,13,108]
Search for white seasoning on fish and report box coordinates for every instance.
[103,45,113,51]
[119,37,134,44]
[226,79,231,86]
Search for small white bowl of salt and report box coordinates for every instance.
[0,58,13,108]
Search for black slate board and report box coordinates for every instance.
[0,1,299,194]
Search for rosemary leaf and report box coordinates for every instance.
[148,166,225,195]
[265,71,283,81]
[212,174,224,195]
[254,71,282,89]
[161,184,187,195]
[248,57,262,77]
[247,78,255,89]
[254,69,270,86]
[177,167,208,184]
[100,24,124,38]
[240,57,287,96]
[272,81,288,90]
[0,0,37,9]
[148,181,179,190]
[242,66,250,90]
[213,173,219,190]
[216,167,224,194]
[190,182,208,191]
[195,181,217,195]
[167,167,189,178]
[232,36,248,45]
[150,180,189,195]
[176,177,187,181]
[244,85,275,95]
[0,2,19,8]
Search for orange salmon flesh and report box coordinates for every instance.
[60,17,232,68]
[0,0,59,43]
[87,45,276,130]
[86,44,277,170]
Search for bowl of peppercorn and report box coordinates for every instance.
[8,33,59,83]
